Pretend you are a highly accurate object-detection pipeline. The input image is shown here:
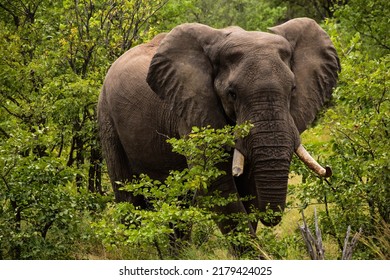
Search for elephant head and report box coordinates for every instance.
[146,18,339,225]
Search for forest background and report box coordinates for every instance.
[0,0,388,260]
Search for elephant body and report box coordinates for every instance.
[98,18,339,234]
[98,34,186,203]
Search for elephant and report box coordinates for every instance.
[97,18,339,242]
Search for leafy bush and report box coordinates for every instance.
[1,0,387,260]
[290,4,389,258]
[154,0,286,32]
[94,123,253,259]
[0,0,171,259]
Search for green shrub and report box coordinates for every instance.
[93,123,253,259]
[291,11,389,258]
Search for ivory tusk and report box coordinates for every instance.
[232,149,245,177]
[295,144,332,177]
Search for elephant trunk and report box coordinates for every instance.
[252,147,291,226]
[236,116,296,227]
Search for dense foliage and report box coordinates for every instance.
[291,0,389,259]
[94,124,253,259]
[0,0,388,259]
[0,0,168,259]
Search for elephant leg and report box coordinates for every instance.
[202,161,267,258]
[206,162,257,255]
[99,115,146,207]
[210,173,258,257]
[234,172,259,232]
[208,162,255,234]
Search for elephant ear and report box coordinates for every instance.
[269,18,340,133]
[146,23,228,133]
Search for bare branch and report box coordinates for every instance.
[299,207,325,260]
[342,226,363,260]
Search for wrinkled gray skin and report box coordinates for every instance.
[98,18,339,236]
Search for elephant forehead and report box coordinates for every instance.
[217,33,294,86]
[220,31,291,58]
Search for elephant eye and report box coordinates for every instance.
[227,88,237,100]
[291,85,296,93]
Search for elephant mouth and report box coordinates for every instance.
[232,145,331,178]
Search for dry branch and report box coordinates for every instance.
[342,226,363,260]
[299,207,325,260]
[299,207,363,260]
